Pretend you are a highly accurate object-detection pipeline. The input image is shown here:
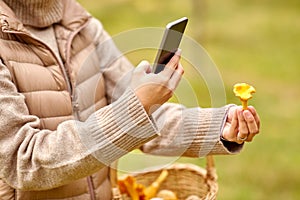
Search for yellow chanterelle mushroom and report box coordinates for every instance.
[233,83,256,110]
[118,176,144,200]
[156,189,178,200]
[144,170,169,200]
[118,170,169,200]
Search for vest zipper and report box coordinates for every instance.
[64,20,90,121]
[87,176,96,200]
[64,20,97,200]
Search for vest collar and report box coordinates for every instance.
[0,0,26,33]
[0,0,91,34]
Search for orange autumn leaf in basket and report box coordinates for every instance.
[118,176,145,200]
[233,83,256,110]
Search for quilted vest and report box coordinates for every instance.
[0,0,113,199]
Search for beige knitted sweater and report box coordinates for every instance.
[0,0,242,196]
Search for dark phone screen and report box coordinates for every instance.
[153,18,188,74]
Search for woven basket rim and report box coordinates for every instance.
[117,162,218,200]
[119,163,208,180]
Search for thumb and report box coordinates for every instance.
[135,60,151,74]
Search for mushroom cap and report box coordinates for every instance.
[233,83,256,100]
[157,190,178,200]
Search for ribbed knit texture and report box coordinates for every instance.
[79,88,158,166]
[3,0,63,27]
[143,103,243,157]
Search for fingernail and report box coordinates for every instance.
[175,48,182,56]
[244,111,251,119]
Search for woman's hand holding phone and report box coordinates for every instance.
[131,17,187,114]
[131,50,184,115]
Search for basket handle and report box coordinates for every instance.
[206,155,217,181]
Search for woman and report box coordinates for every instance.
[0,0,260,199]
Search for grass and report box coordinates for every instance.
[78,0,300,199]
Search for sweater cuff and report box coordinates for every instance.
[185,104,243,157]
[79,89,158,166]
[211,104,244,155]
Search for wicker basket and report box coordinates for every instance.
[111,156,218,200]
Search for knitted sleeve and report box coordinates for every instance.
[142,103,243,157]
[0,60,158,190]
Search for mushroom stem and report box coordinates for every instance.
[241,99,248,110]
[144,170,168,200]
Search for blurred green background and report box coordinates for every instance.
[78,0,300,199]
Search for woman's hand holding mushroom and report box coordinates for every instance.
[221,83,260,144]
[222,106,260,144]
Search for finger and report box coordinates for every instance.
[135,60,151,74]
[246,106,260,142]
[221,108,238,141]
[223,109,239,142]
[160,65,176,79]
[226,106,236,123]
[248,106,261,130]
[145,64,152,73]
[167,49,182,68]
[237,108,249,143]
[243,110,259,142]
[161,49,181,77]
[227,108,239,141]
[168,63,184,91]
[222,122,234,142]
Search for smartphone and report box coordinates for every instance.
[152,17,188,74]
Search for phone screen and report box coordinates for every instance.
[152,17,188,74]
